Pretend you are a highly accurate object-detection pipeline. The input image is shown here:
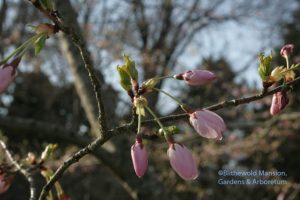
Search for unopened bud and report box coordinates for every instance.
[270,91,289,115]
[280,44,294,57]
[134,96,148,116]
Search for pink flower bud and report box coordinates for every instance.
[270,91,289,116]
[0,58,20,94]
[167,143,198,180]
[131,138,148,177]
[280,44,294,57]
[175,70,216,86]
[189,110,226,140]
[0,174,12,194]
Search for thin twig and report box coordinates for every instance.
[0,140,38,200]
[142,77,300,125]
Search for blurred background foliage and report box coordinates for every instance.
[0,0,300,199]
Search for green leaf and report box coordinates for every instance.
[158,125,179,136]
[34,34,47,55]
[123,54,138,80]
[117,65,132,91]
[39,0,53,10]
[290,63,300,69]
[41,144,58,161]
[258,53,273,81]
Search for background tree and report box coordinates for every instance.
[0,0,299,199]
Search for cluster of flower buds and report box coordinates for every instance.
[258,44,299,89]
[258,44,299,115]
[117,55,226,180]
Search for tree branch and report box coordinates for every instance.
[36,113,136,200]
[142,77,300,125]
[36,76,300,199]
[27,0,107,137]
[0,140,39,200]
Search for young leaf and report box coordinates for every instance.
[117,65,132,91]
[34,34,47,55]
[123,54,138,81]
[39,0,54,10]
[258,53,273,82]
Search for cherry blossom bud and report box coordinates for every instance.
[131,138,148,177]
[0,174,12,194]
[280,44,294,57]
[270,91,289,116]
[189,110,226,140]
[174,70,216,86]
[167,143,198,180]
[0,58,20,94]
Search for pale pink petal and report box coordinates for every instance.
[131,140,148,177]
[189,110,225,140]
[0,66,16,94]
[0,177,10,194]
[168,143,198,180]
[181,70,216,86]
[270,91,289,116]
[280,44,294,57]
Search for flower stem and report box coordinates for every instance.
[153,88,184,106]
[156,75,174,80]
[145,106,167,135]
[285,56,290,69]
[0,33,44,64]
[137,113,141,135]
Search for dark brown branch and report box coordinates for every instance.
[27,0,107,137]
